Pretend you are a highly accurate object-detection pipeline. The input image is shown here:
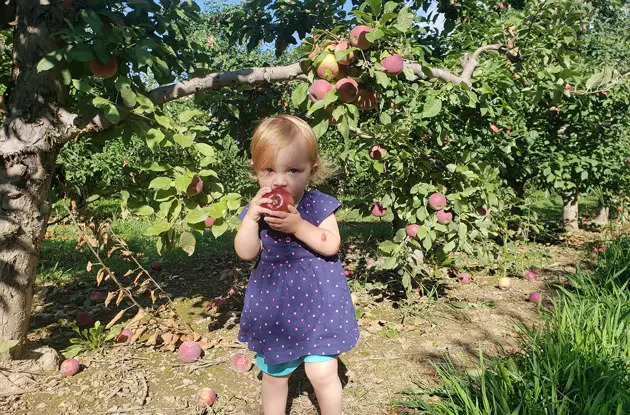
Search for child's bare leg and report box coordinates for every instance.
[305,359,343,415]
[261,372,291,415]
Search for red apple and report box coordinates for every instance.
[457,272,472,284]
[564,83,573,91]
[380,54,404,75]
[204,217,216,228]
[524,270,537,281]
[261,188,295,213]
[369,145,386,160]
[436,210,453,224]
[89,290,105,303]
[186,175,203,197]
[528,292,542,304]
[116,329,134,343]
[60,358,80,376]
[371,203,387,217]
[406,224,419,237]
[197,387,217,407]
[350,25,373,50]
[150,261,162,271]
[75,311,93,328]
[428,193,447,210]
[490,124,501,134]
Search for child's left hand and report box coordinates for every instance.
[263,205,304,234]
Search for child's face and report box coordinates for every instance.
[256,139,316,205]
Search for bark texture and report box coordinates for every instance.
[593,204,610,227]
[562,191,580,232]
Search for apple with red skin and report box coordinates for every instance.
[428,193,447,210]
[60,358,80,376]
[89,290,105,303]
[349,25,373,50]
[436,210,453,224]
[490,124,501,134]
[179,341,202,363]
[406,224,419,237]
[369,145,387,160]
[498,2,508,9]
[317,54,340,81]
[564,83,573,91]
[334,77,358,103]
[371,203,387,217]
[151,261,162,271]
[116,329,134,343]
[528,292,542,304]
[197,387,217,407]
[75,311,93,328]
[309,79,333,102]
[261,188,295,213]
[186,175,203,197]
[204,217,216,228]
[344,269,354,277]
[89,55,118,78]
[524,270,537,281]
[457,272,472,284]
[334,40,355,65]
[380,54,404,75]
[476,207,488,216]
[231,353,253,373]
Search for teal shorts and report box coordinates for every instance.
[255,353,338,377]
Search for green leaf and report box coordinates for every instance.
[394,7,414,32]
[174,133,194,148]
[67,44,95,62]
[178,109,204,123]
[365,28,384,43]
[149,177,173,190]
[144,220,171,236]
[154,114,173,130]
[37,49,63,72]
[443,240,456,253]
[146,128,165,150]
[185,208,207,224]
[134,205,155,216]
[367,0,382,16]
[136,94,155,113]
[292,83,310,106]
[179,232,196,256]
[195,143,215,158]
[422,97,442,118]
[115,77,137,108]
[211,219,229,238]
[380,112,391,124]
[585,71,604,90]
[374,70,390,88]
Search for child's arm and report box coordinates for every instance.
[234,218,263,261]
[234,187,273,261]
[293,213,341,257]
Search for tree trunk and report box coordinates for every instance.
[593,203,610,227]
[0,0,68,360]
[0,151,56,359]
[562,190,580,232]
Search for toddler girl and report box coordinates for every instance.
[234,115,359,415]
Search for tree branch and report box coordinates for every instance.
[55,44,511,145]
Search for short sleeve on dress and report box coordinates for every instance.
[309,190,341,226]
[237,203,251,221]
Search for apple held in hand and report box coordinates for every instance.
[261,188,295,213]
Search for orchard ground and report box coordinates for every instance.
[1,191,623,414]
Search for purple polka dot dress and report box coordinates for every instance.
[237,190,360,365]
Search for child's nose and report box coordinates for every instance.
[273,173,289,186]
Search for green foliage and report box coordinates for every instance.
[63,322,123,358]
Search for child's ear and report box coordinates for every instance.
[310,163,319,176]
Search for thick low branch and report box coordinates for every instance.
[54,43,510,146]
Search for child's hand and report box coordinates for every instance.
[243,187,275,223]
[263,205,305,235]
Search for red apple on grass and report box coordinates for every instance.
[179,341,202,363]
[116,329,134,343]
[150,261,162,271]
[60,358,80,376]
[457,272,472,284]
[89,290,105,303]
[261,188,295,213]
[528,292,542,304]
[524,270,537,281]
[75,311,93,328]
[231,352,253,373]
[197,387,217,407]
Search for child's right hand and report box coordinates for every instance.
[243,187,275,223]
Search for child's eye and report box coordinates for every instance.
[289,168,299,173]
[264,168,273,173]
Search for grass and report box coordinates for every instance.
[397,235,630,414]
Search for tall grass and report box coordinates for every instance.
[401,235,630,415]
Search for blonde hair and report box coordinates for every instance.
[246,114,338,186]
